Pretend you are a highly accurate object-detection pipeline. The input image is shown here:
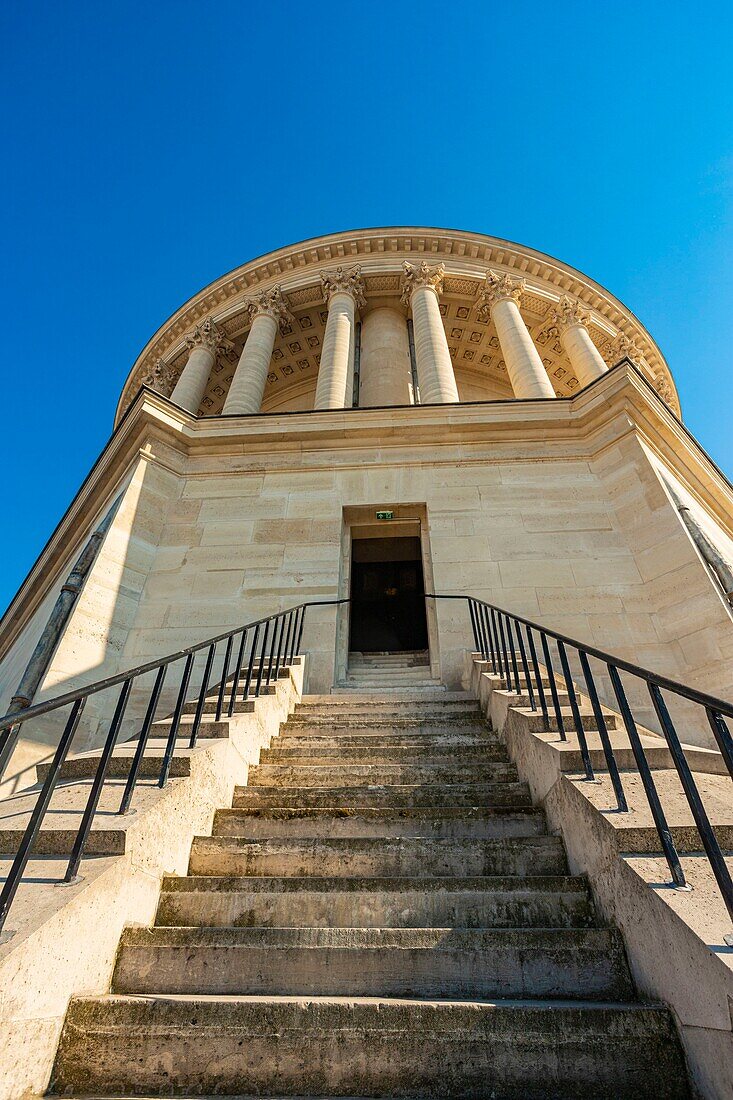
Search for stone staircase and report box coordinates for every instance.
[50,689,691,1098]
[340,650,442,692]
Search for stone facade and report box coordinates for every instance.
[0,228,731,783]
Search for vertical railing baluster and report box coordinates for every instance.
[228,631,248,718]
[540,632,566,742]
[578,650,627,811]
[295,605,307,656]
[242,624,260,701]
[191,644,216,746]
[0,698,86,932]
[281,612,295,674]
[215,635,234,722]
[159,653,194,789]
[515,622,536,711]
[267,616,284,685]
[119,664,167,814]
[254,620,271,697]
[504,617,521,694]
[497,614,513,691]
[274,614,289,680]
[649,683,733,922]
[607,664,686,887]
[63,678,133,883]
[480,604,497,672]
[468,600,481,655]
[706,708,733,779]
[490,609,504,680]
[647,682,730,924]
[557,640,594,779]
[526,627,549,731]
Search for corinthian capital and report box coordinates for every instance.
[400,261,445,305]
[320,265,366,308]
[475,270,525,320]
[546,295,593,334]
[604,331,644,367]
[245,285,294,332]
[143,357,179,396]
[184,317,234,359]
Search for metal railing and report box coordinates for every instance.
[0,599,345,934]
[429,593,733,928]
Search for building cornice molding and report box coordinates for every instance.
[116,227,678,423]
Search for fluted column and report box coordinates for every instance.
[170,318,232,414]
[314,266,365,410]
[476,271,556,399]
[546,296,608,387]
[400,262,459,404]
[223,287,292,415]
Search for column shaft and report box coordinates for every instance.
[314,291,356,410]
[359,307,413,407]
[223,312,278,415]
[491,297,556,399]
[411,287,459,404]
[561,323,608,387]
[170,346,215,414]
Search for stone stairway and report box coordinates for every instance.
[340,650,442,692]
[50,690,691,1098]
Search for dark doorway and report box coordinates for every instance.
[349,535,429,653]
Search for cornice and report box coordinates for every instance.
[116,227,678,423]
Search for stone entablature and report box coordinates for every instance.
[119,227,679,422]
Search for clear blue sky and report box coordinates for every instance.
[1,1,732,614]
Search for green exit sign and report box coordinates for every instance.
[376,510,394,521]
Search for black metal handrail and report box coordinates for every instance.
[428,593,733,928]
[0,598,346,935]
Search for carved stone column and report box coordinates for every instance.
[400,262,459,404]
[545,295,608,387]
[360,307,413,407]
[314,266,365,411]
[223,287,293,416]
[170,318,231,414]
[476,272,555,399]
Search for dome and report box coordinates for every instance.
[116,226,678,424]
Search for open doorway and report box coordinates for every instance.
[349,535,428,653]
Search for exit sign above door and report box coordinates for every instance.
[376,511,394,520]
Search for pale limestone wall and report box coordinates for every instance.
[454,370,509,402]
[106,437,733,747]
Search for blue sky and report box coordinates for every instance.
[1,1,732,614]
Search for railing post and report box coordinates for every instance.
[242,624,260,701]
[254,620,271,697]
[540,632,566,741]
[515,622,536,711]
[119,664,167,814]
[649,683,733,923]
[468,600,481,655]
[228,630,248,717]
[158,653,194,788]
[191,643,216,745]
[526,627,550,731]
[0,698,86,933]
[706,708,733,780]
[295,605,307,657]
[215,635,234,721]
[489,608,504,680]
[607,664,686,888]
[63,678,133,883]
[504,618,521,694]
[480,604,497,672]
[497,614,513,691]
[557,640,594,779]
[578,650,627,811]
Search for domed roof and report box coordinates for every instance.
[116,226,678,423]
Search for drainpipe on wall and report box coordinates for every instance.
[0,493,124,777]
[667,485,733,606]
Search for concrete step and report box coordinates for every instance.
[246,762,519,787]
[37,741,196,782]
[187,835,567,878]
[212,806,547,840]
[155,873,597,929]
[299,692,474,708]
[52,995,689,1098]
[232,781,532,810]
[261,739,508,763]
[280,717,490,734]
[112,926,633,1001]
